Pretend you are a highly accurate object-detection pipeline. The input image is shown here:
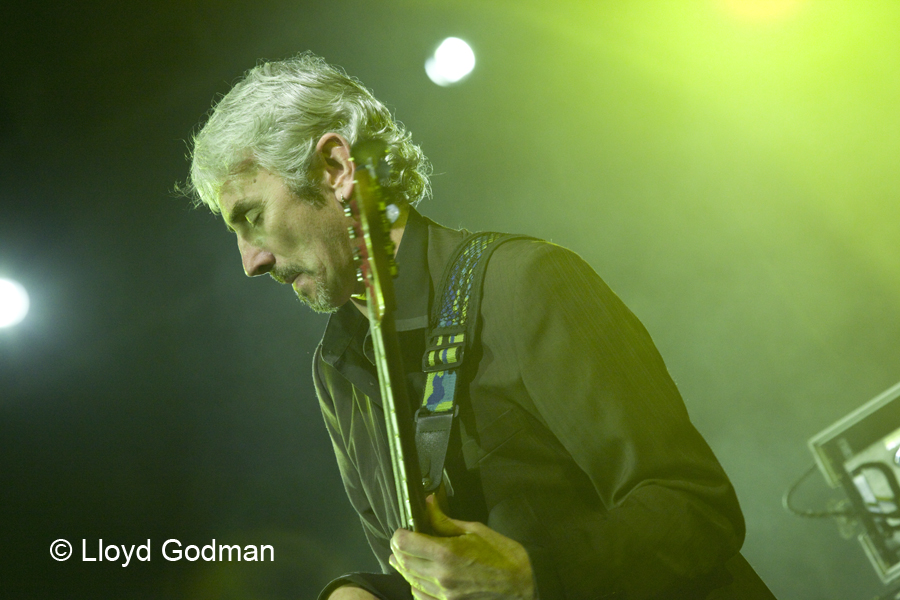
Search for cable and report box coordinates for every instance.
[782,462,854,518]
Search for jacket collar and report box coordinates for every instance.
[319,205,432,370]
[317,206,473,408]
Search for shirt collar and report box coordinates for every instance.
[319,205,431,366]
[392,206,431,331]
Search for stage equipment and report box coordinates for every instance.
[809,380,900,584]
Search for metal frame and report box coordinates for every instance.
[809,380,900,584]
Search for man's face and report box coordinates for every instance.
[219,168,359,313]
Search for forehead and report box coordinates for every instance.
[219,168,281,216]
[221,167,263,203]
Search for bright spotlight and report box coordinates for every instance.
[0,278,29,328]
[425,37,475,87]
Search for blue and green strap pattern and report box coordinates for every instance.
[421,232,504,414]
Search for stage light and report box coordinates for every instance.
[0,278,30,328]
[425,37,475,87]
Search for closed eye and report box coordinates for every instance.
[222,198,261,233]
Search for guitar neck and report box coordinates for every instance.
[351,140,430,534]
[368,310,430,533]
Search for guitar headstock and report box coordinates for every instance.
[345,139,402,322]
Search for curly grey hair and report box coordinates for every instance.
[187,52,431,213]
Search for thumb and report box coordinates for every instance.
[426,494,468,537]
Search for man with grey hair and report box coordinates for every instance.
[188,53,774,599]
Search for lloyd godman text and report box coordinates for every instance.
[75,539,274,566]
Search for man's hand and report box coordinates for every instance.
[389,495,535,600]
[327,585,378,600]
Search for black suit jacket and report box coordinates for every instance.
[314,208,774,599]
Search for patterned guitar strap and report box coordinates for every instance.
[415,232,533,494]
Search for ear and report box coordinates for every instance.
[315,132,355,205]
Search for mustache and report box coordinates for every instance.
[269,267,307,285]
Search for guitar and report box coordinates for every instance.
[345,139,431,534]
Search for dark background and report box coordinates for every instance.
[2,1,900,598]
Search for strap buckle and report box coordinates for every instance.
[421,330,466,373]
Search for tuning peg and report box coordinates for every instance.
[385,203,400,224]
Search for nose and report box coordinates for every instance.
[238,237,275,277]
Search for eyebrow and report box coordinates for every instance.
[222,198,256,232]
